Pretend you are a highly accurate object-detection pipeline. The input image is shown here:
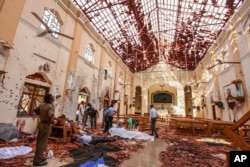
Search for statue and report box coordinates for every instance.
[226,88,237,122]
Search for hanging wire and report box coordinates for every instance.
[184,50,188,84]
[194,52,198,82]
[184,50,191,93]
[193,30,198,83]
[126,40,129,66]
[135,47,137,72]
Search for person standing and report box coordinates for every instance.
[107,103,116,130]
[103,105,110,133]
[149,104,159,138]
[33,94,55,166]
[78,101,84,124]
[75,108,80,122]
[83,103,90,127]
[89,106,99,129]
[102,104,108,128]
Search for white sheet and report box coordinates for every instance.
[109,127,154,141]
[0,146,32,159]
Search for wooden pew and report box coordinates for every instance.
[170,117,209,135]
[192,120,209,135]
[205,119,234,136]
[50,118,73,139]
[239,125,250,140]
[223,111,250,150]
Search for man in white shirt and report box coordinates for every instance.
[149,104,159,138]
[76,101,84,124]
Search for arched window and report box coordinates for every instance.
[17,72,51,117]
[153,93,172,103]
[41,9,62,39]
[85,44,94,62]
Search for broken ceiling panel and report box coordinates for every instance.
[73,0,244,73]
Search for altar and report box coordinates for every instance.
[157,109,169,122]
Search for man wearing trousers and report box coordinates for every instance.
[149,104,159,138]
[33,94,55,166]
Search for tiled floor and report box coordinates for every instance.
[119,138,166,167]
[37,138,166,167]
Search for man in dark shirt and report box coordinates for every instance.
[33,94,55,166]
[83,103,90,127]
[87,103,99,129]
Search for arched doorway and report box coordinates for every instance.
[103,93,110,108]
[78,87,90,104]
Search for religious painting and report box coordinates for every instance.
[223,81,244,99]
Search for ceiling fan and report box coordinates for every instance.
[207,59,241,70]
[31,12,74,40]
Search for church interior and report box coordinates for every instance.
[1,0,250,166]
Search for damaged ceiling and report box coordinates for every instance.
[73,0,243,73]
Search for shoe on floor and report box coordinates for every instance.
[41,157,47,161]
[33,161,48,166]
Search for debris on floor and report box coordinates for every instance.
[0,122,239,167]
[158,125,237,167]
[0,124,150,167]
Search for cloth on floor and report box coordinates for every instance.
[79,156,105,167]
[62,144,120,167]
[0,146,32,159]
[76,137,90,146]
[109,127,154,141]
[0,123,19,141]
[62,154,118,167]
[70,144,121,161]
